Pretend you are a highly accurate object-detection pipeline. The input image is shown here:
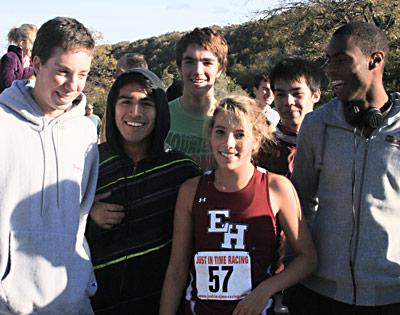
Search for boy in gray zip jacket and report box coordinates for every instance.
[0,17,98,314]
[288,21,400,314]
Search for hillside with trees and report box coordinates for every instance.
[85,0,400,115]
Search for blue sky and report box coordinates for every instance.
[0,0,279,53]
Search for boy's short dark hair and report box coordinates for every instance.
[122,53,148,69]
[175,27,228,72]
[253,74,270,89]
[270,57,322,93]
[333,21,389,57]
[32,17,95,64]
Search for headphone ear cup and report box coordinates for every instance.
[363,108,384,129]
[343,98,392,129]
[343,103,362,126]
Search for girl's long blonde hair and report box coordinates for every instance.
[7,24,37,45]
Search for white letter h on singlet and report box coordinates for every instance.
[208,209,247,249]
[220,224,247,249]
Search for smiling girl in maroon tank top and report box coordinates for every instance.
[160,95,317,315]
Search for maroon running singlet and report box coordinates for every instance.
[184,167,281,315]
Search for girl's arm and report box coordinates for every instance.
[159,176,199,315]
[233,173,317,315]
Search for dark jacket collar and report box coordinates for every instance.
[7,45,23,61]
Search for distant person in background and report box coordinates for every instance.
[100,52,149,143]
[165,27,228,170]
[253,73,280,127]
[114,52,148,78]
[257,57,321,178]
[0,23,37,93]
[166,79,183,102]
[85,102,102,139]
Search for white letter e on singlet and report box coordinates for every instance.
[208,210,230,233]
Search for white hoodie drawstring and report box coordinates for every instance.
[52,121,60,209]
[39,123,46,216]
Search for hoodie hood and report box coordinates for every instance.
[7,45,23,62]
[0,79,86,131]
[106,68,170,159]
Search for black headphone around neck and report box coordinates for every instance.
[343,98,393,129]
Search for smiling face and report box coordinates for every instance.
[274,77,320,133]
[179,43,222,97]
[32,48,92,117]
[253,79,274,107]
[210,110,258,171]
[20,36,35,58]
[114,81,156,162]
[85,103,93,116]
[326,34,372,105]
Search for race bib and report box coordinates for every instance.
[194,251,252,300]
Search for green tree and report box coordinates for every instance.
[254,0,400,96]
[162,63,180,88]
[215,73,248,100]
[84,0,400,111]
[85,44,116,116]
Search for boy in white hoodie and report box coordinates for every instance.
[0,17,98,314]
